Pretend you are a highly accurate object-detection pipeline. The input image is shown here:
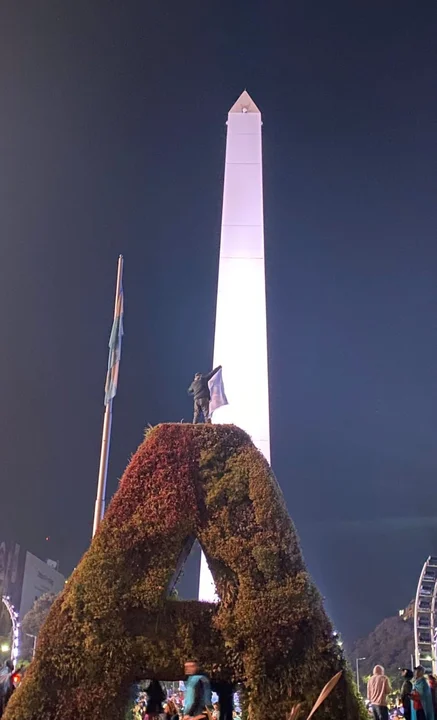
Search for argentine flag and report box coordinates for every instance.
[208,367,228,418]
[104,280,124,405]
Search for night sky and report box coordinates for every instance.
[0,0,436,642]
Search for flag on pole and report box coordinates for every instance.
[208,367,228,418]
[104,278,124,405]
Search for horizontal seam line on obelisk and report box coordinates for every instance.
[226,162,260,165]
[222,224,262,227]
[220,256,263,260]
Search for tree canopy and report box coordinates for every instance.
[21,593,58,639]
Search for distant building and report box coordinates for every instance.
[0,540,65,618]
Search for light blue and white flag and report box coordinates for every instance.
[104,279,124,405]
[208,367,228,418]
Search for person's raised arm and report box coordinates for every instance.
[205,366,222,381]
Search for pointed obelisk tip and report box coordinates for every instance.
[229,90,260,114]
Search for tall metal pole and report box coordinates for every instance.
[92,255,123,537]
[356,657,365,694]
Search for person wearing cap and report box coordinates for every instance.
[188,367,222,424]
[400,668,413,720]
[367,665,391,720]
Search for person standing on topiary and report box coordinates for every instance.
[188,367,222,424]
[183,660,212,720]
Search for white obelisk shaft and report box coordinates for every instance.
[199,91,270,601]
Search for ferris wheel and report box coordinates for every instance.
[414,556,437,673]
[1,595,20,662]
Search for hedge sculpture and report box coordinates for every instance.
[4,423,366,720]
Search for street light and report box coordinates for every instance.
[333,630,343,648]
[356,657,366,695]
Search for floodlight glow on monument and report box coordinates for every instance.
[213,90,270,461]
[198,91,270,602]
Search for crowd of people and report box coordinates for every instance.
[0,655,240,720]
[131,659,241,720]
[367,665,437,720]
[12,652,437,720]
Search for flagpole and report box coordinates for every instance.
[92,254,124,537]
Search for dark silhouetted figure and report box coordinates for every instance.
[146,679,166,719]
[400,668,413,720]
[188,366,221,424]
[211,680,234,720]
[0,660,14,718]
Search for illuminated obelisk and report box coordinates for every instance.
[199,90,270,601]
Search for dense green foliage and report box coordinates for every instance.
[5,424,366,720]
